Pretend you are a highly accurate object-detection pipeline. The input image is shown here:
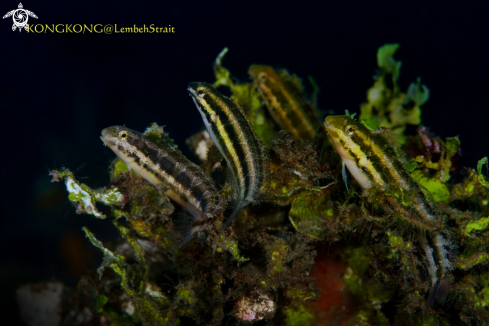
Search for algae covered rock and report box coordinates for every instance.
[40,45,489,326]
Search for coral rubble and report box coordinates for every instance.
[33,45,489,326]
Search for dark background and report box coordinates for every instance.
[2,0,488,324]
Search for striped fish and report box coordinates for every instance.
[248,65,325,140]
[324,115,451,308]
[187,82,267,230]
[100,124,219,248]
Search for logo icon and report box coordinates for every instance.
[3,3,37,32]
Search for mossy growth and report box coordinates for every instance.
[283,304,315,326]
[92,295,108,313]
[288,190,334,240]
[215,231,249,265]
[342,247,390,309]
[53,45,489,325]
[408,132,460,202]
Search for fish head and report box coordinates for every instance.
[324,115,375,189]
[101,125,147,161]
[187,81,226,129]
[324,115,370,148]
[248,65,281,89]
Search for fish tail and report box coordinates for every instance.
[221,200,249,231]
[424,278,449,311]
[419,230,451,310]
[166,212,205,251]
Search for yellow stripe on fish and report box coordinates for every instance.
[249,65,325,140]
[188,82,268,230]
[324,115,451,308]
[101,124,219,248]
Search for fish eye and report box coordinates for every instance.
[197,89,205,97]
[345,125,355,136]
[258,72,267,81]
[118,131,128,140]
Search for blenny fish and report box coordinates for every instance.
[324,115,451,308]
[188,82,267,230]
[101,124,219,248]
[249,65,325,140]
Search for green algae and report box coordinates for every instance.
[102,306,139,326]
[215,232,249,265]
[175,284,196,305]
[53,45,489,325]
[411,170,450,202]
[284,304,315,326]
[284,286,317,302]
[407,77,430,107]
[465,216,489,234]
[144,122,182,155]
[112,159,129,177]
[360,43,429,136]
[268,237,288,274]
[409,134,460,202]
[477,156,489,188]
[83,227,177,325]
[288,190,332,239]
[92,295,108,313]
[377,43,401,82]
[387,231,408,250]
[476,282,489,308]
[345,110,357,120]
[349,309,390,326]
[342,247,390,308]
[457,252,489,271]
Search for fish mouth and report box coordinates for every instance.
[187,86,198,99]
[187,87,195,95]
[323,116,334,132]
[100,127,116,147]
[100,135,113,147]
[187,87,202,109]
[101,127,110,137]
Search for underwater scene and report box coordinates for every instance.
[3,1,489,326]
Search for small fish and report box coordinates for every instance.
[187,82,267,230]
[324,115,451,308]
[101,124,219,248]
[249,65,325,140]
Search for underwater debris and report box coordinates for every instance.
[185,129,214,162]
[38,44,489,326]
[50,168,124,219]
[234,292,276,322]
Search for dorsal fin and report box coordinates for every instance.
[278,69,305,93]
[371,127,410,169]
[144,122,182,155]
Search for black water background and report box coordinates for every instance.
[1,0,489,324]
